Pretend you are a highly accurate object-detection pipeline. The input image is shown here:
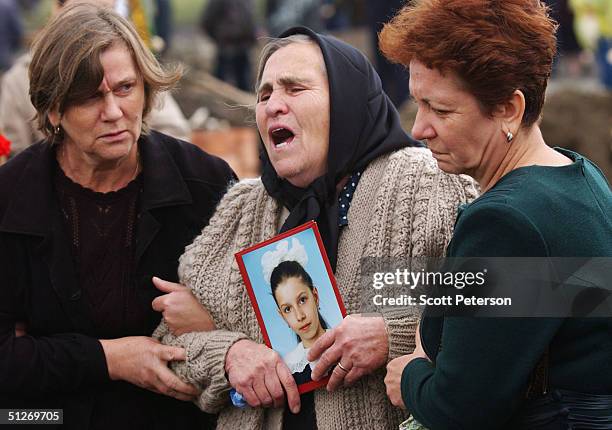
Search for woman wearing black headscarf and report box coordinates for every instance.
[153,27,477,429]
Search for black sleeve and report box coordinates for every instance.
[8,2,22,50]
[0,235,109,397]
[200,0,223,37]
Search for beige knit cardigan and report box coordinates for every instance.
[154,147,478,429]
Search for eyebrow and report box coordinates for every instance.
[114,77,137,86]
[409,93,452,108]
[409,94,431,105]
[278,291,308,307]
[97,76,138,94]
[257,75,313,95]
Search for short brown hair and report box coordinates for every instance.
[379,0,557,127]
[29,3,182,139]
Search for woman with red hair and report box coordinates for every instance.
[381,1,612,429]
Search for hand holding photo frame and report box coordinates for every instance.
[235,221,347,394]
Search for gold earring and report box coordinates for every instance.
[54,125,61,135]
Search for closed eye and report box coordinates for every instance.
[431,106,451,115]
[289,87,305,94]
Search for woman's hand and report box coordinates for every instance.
[225,339,301,413]
[385,322,429,409]
[308,314,389,391]
[100,336,200,401]
[384,355,411,409]
[151,277,215,336]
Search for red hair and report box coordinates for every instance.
[379,0,557,127]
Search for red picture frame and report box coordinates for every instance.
[235,221,347,394]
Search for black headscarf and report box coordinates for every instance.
[260,26,422,271]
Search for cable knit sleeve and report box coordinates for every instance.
[153,178,280,413]
[377,148,479,360]
[382,309,419,360]
[158,329,248,412]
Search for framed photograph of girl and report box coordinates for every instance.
[235,221,347,394]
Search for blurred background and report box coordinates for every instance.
[1,0,610,180]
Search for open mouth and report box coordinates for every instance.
[270,127,295,148]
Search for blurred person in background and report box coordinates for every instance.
[366,0,409,107]
[381,0,612,428]
[0,0,190,157]
[114,0,172,54]
[201,0,257,91]
[0,3,234,428]
[543,0,584,77]
[266,0,324,36]
[154,0,173,55]
[570,0,612,89]
[0,0,23,74]
[320,0,351,31]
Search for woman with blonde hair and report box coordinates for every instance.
[0,4,233,428]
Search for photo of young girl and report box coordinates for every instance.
[236,222,346,393]
[269,255,327,384]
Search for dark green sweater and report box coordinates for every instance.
[401,149,612,429]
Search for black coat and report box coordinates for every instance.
[0,131,235,429]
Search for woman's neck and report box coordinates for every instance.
[336,176,349,194]
[57,144,140,193]
[302,326,326,349]
[476,126,572,192]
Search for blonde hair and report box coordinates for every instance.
[29,2,182,141]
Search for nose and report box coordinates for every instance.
[296,307,306,321]
[411,108,436,141]
[265,90,289,117]
[100,93,123,122]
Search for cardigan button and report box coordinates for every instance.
[70,290,82,301]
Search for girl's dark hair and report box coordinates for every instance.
[270,260,328,342]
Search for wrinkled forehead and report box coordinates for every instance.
[262,41,327,83]
[62,41,139,109]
